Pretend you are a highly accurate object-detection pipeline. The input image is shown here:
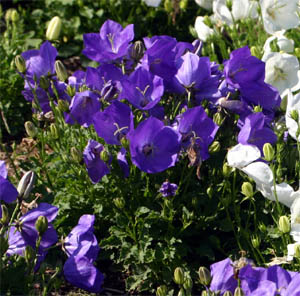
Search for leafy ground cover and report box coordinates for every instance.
[2,0,300,295]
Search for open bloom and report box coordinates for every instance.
[128,117,180,173]
[194,16,214,42]
[260,0,300,34]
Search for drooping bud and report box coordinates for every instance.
[50,123,59,139]
[70,147,82,163]
[241,182,253,197]
[130,40,145,61]
[0,205,9,224]
[25,121,38,138]
[278,216,290,233]
[57,99,69,113]
[263,143,275,162]
[17,171,35,200]
[39,76,50,90]
[35,216,48,236]
[55,60,68,82]
[156,285,167,296]
[46,16,62,41]
[209,141,220,153]
[24,245,35,264]
[174,267,185,285]
[15,55,26,73]
[66,85,76,98]
[100,150,110,163]
[11,9,19,22]
[198,266,211,286]
[113,198,125,209]
[234,287,245,296]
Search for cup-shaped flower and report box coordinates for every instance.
[121,67,164,110]
[93,101,134,145]
[286,91,300,141]
[260,0,300,34]
[83,140,110,183]
[127,117,180,173]
[238,112,277,152]
[63,255,104,293]
[65,90,101,128]
[64,214,100,261]
[177,106,219,161]
[0,161,18,218]
[83,19,134,63]
[194,16,214,42]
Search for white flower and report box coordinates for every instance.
[260,0,300,34]
[287,242,300,260]
[232,0,258,21]
[213,0,233,26]
[263,31,294,54]
[286,91,300,141]
[263,52,300,96]
[144,0,161,7]
[195,0,213,10]
[227,144,261,169]
[194,16,214,41]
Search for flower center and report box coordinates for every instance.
[142,144,153,156]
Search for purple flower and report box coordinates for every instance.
[64,215,100,261]
[0,161,18,218]
[93,100,134,145]
[177,106,219,161]
[127,117,180,173]
[121,67,164,110]
[63,255,103,293]
[117,147,130,178]
[63,214,103,293]
[65,90,101,128]
[83,19,134,63]
[159,181,178,197]
[83,140,110,183]
[238,112,277,152]
[21,41,57,80]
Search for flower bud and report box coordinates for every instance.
[295,48,300,58]
[251,235,260,248]
[17,171,35,200]
[0,205,9,224]
[241,182,253,197]
[278,216,290,233]
[25,121,38,138]
[130,40,145,61]
[5,9,13,22]
[223,292,233,296]
[39,75,50,90]
[120,137,129,149]
[223,162,233,177]
[178,288,185,296]
[70,147,82,163]
[250,46,259,58]
[183,275,193,290]
[213,112,223,126]
[201,291,208,296]
[295,244,300,258]
[11,9,19,22]
[198,266,211,286]
[100,150,110,162]
[290,109,299,123]
[209,141,220,153]
[206,187,213,198]
[263,143,275,162]
[258,222,266,233]
[35,216,48,236]
[113,198,125,209]
[156,285,167,296]
[253,105,262,113]
[179,0,188,10]
[46,16,62,41]
[174,267,185,285]
[50,123,59,139]
[25,245,35,264]
[55,60,68,82]
[15,55,26,73]
[164,0,173,13]
[57,99,69,113]
[101,80,118,101]
[234,287,245,296]
[66,85,76,98]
